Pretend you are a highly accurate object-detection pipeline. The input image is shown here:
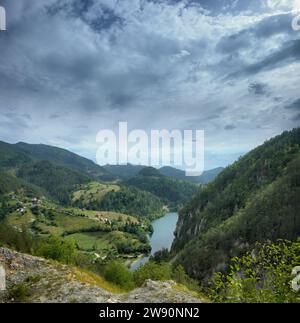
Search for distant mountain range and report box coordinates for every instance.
[0,141,223,185]
[159,166,224,184]
[104,164,224,184]
[0,140,221,215]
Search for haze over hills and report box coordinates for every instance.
[171,127,300,281]
[104,163,224,184]
[1,141,223,185]
[159,166,224,184]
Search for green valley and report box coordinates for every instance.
[1,192,151,262]
[1,129,299,303]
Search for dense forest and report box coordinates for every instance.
[172,128,300,281]
[15,142,113,181]
[125,167,199,208]
[104,163,223,184]
[73,184,164,220]
[159,166,224,184]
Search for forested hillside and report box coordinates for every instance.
[104,164,145,178]
[16,142,112,181]
[159,166,224,184]
[72,182,164,220]
[104,163,223,184]
[125,167,199,209]
[0,142,93,204]
[172,128,300,281]
[18,161,91,204]
[0,142,165,219]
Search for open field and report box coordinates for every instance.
[72,182,120,205]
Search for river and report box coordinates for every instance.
[130,212,179,271]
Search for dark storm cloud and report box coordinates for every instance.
[216,32,250,53]
[248,82,268,96]
[224,124,236,130]
[217,13,295,56]
[49,114,60,119]
[108,93,135,107]
[47,0,125,32]
[285,98,300,111]
[253,13,296,38]
[245,39,300,73]
[226,39,300,79]
[292,113,300,121]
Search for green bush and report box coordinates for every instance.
[209,239,300,303]
[8,283,31,302]
[172,265,189,285]
[104,261,134,290]
[134,261,172,286]
[37,236,76,264]
[0,223,36,253]
[25,275,41,284]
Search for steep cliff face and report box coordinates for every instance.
[0,248,204,303]
[172,128,300,280]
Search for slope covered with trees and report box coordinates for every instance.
[17,161,91,204]
[172,128,300,281]
[159,166,224,184]
[104,163,223,184]
[0,141,166,220]
[125,167,199,209]
[16,142,112,181]
[72,182,164,220]
[104,164,146,178]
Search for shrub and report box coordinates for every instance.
[172,265,189,285]
[37,236,76,264]
[209,239,300,303]
[8,283,31,302]
[104,261,134,290]
[134,261,172,286]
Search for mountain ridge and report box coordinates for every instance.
[171,128,300,281]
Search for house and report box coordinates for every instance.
[17,208,25,214]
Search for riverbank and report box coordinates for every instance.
[130,212,179,271]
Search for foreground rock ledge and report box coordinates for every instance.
[0,248,203,303]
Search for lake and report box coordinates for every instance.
[130,212,179,270]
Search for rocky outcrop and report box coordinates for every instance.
[111,280,202,303]
[0,248,203,303]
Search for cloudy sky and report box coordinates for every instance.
[0,0,300,169]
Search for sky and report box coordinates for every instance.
[0,0,300,170]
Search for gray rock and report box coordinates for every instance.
[0,248,204,304]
